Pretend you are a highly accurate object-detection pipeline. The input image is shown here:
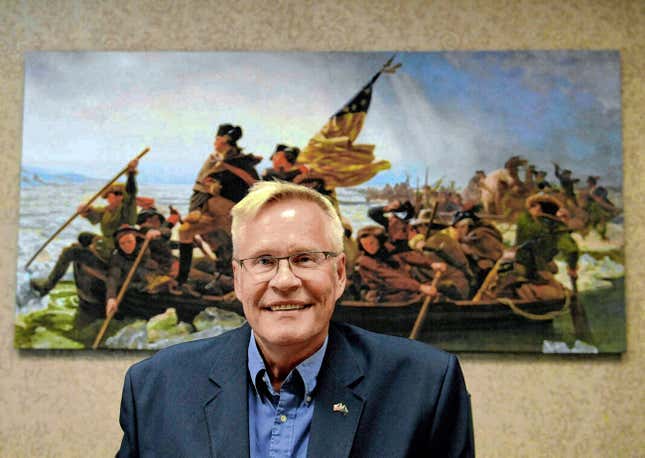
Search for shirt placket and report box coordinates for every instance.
[267,374,301,458]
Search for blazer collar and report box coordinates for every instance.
[204,324,252,458]
[203,323,366,458]
[307,323,365,458]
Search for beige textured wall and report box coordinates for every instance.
[1,1,643,456]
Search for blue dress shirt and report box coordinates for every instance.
[247,331,328,458]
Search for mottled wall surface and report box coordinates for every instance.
[1,1,643,456]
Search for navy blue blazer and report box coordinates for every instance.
[117,322,474,457]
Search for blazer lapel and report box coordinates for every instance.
[204,324,252,458]
[308,325,365,458]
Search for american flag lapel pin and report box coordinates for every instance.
[333,402,349,416]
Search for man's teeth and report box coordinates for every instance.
[270,304,305,311]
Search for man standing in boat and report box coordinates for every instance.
[117,181,474,456]
[176,124,261,287]
[497,193,579,301]
[30,159,139,296]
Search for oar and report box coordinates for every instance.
[92,238,151,350]
[25,147,150,269]
[409,270,443,340]
[568,272,593,342]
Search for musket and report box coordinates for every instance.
[92,237,151,349]
[424,201,440,240]
[25,147,150,269]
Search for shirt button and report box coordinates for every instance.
[306,396,312,404]
[280,415,287,423]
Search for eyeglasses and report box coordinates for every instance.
[234,251,340,280]
[111,191,124,196]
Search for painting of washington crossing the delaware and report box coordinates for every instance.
[16,51,624,353]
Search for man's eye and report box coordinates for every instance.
[254,256,277,267]
[291,253,317,266]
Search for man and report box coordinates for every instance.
[262,144,308,182]
[30,159,139,296]
[355,225,467,303]
[367,199,415,255]
[497,193,578,301]
[177,123,261,283]
[117,181,474,457]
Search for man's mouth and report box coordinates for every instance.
[266,303,309,312]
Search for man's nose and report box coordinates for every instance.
[268,259,301,290]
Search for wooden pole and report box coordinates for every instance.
[568,273,593,342]
[409,270,443,340]
[25,147,150,269]
[423,201,440,240]
[92,238,151,350]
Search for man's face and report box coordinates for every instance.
[272,151,291,172]
[359,235,380,255]
[214,135,229,153]
[233,199,346,354]
[106,190,124,207]
[118,233,137,254]
[528,202,542,217]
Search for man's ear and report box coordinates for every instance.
[232,260,243,302]
[334,252,347,301]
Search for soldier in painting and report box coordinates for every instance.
[177,124,261,285]
[553,162,580,202]
[261,144,308,182]
[367,200,415,255]
[30,159,139,296]
[450,209,504,290]
[356,226,468,303]
[462,170,486,205]
[105,225,174,317]
[580,176,618,240]
[497,193,579,301]
[136,208,178,277]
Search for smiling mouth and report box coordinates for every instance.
[267,303,309,312]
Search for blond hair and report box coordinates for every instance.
[231,181,344,254]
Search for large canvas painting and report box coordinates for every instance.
[15,51,624,353]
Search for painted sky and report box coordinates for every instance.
[22,51,622,187]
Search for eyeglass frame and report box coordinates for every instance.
[233,250,341,278]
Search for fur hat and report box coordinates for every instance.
[216,124,243,143]
[136,208,166,226]
[526,193,563,221]
[113,224,140,242]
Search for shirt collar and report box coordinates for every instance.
[247,330,328,398]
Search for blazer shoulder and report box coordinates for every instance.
[332,322,455,376]
[127,325,247,381]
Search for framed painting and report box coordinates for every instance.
[16,51,624,353]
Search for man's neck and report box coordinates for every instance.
[255,333,327,392]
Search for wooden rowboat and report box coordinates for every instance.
[72,261,569,338]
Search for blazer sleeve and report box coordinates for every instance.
[116,367,139,458]
[428,355,475,457]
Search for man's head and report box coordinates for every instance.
[230,181,346,355]
[214,123,243,153]
[137,208,165,229]
[357,226,385,255]
[114,225,140,255]
[270,144,300,172]
[102,183,125,207]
